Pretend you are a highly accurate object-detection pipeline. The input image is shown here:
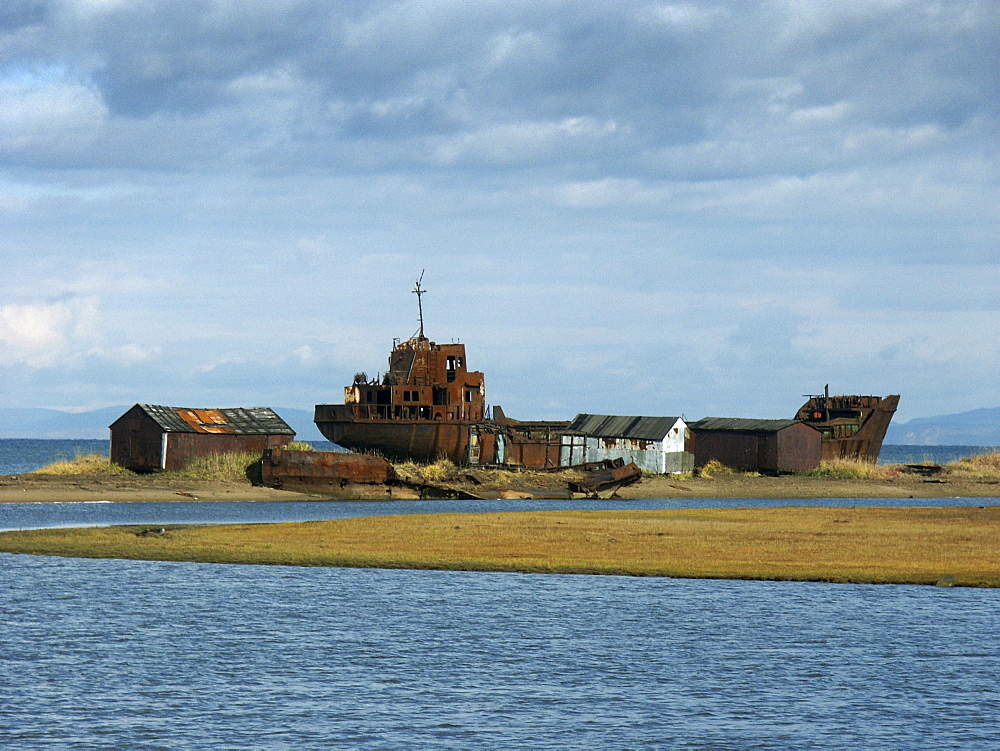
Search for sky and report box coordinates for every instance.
[1,0,997,424]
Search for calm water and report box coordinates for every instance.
[3,494,999,533]
[3,554,999,749]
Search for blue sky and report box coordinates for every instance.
[1,0,997,423]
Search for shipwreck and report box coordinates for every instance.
[794,386,899,463]
[314,275,567,467]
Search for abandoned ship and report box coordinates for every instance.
[315,279,898,470]
[795,386,900,463]
[314,277,567,466]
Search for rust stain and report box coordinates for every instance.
[177,408,234,434]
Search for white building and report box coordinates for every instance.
[559,414,694,474]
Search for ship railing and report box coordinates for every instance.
[336,404,484,422]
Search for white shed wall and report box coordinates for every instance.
[560,419,693,474]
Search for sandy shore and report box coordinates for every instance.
[1,469,997,503]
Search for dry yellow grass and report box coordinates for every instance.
[806,459,901,480]
[944,452,1000,481]
[32,453,130,477]
[165,452,262,482]
[2,506,997,587]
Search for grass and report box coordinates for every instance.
[2,506,998,587]
[395,457,461,484]
[804,459,901,480]
[31,453,130,477]
[166,452,262,482]
[944,452,1000,481]
[696,459,736,478]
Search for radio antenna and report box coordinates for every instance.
[412,270,427,339]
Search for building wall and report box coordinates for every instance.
[692,425,820,473]
[774,423,822,472]
[110,407,163,471]
[503,439,561,469]
[693,430,772,471]
[560,427,694,474]
[163,433,293,472]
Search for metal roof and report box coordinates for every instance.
[689,417,804,434]
[137,404,295,435]
[565,414,684,441]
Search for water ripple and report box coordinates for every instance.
[2,556,999,748]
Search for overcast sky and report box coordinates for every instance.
[1,0,997,424]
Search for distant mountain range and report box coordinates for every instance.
[1,404,996,446]
[884,406,1000,446]
[0,406,326,441]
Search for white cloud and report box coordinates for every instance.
[0,73,108,156]
[0,298,99,367]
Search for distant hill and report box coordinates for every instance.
[0,405,326,441]
[885,407,1000,446]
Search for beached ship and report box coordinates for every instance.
[794,387,899,462]
[314,276,567,466]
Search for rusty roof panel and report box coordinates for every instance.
[138,404,295,435]
[566,414,683,441]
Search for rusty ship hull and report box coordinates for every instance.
[795,392,899,463]
[314,404,477,464]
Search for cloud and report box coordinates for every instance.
[0,297,99,366]
[0,70,108,159]
[0,1,996,422]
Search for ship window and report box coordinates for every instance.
[457,357,464,368]
[403,391,411,402]
[366,390,373,402]
[464,389,473,403]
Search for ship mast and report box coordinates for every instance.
[412,270,427,340]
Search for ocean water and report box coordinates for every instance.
[879,444,999,465]
[0,439,110,475]
[1,554,998,749]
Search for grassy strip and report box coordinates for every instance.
[2,506,998,587]
[31,453,131,477]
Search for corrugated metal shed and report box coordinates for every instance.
[565,414,684,441]
[110,404,295,472]
[561,414,693,474]
[688,417,821,472]
[137,405,295,435]
[689,418,800,434]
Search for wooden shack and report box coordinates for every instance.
[560,414,694,474]
[110,404,295,472]
[689,418,821,473]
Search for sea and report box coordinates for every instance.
[2,440,999,748]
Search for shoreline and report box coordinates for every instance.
[1,470,998,504]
